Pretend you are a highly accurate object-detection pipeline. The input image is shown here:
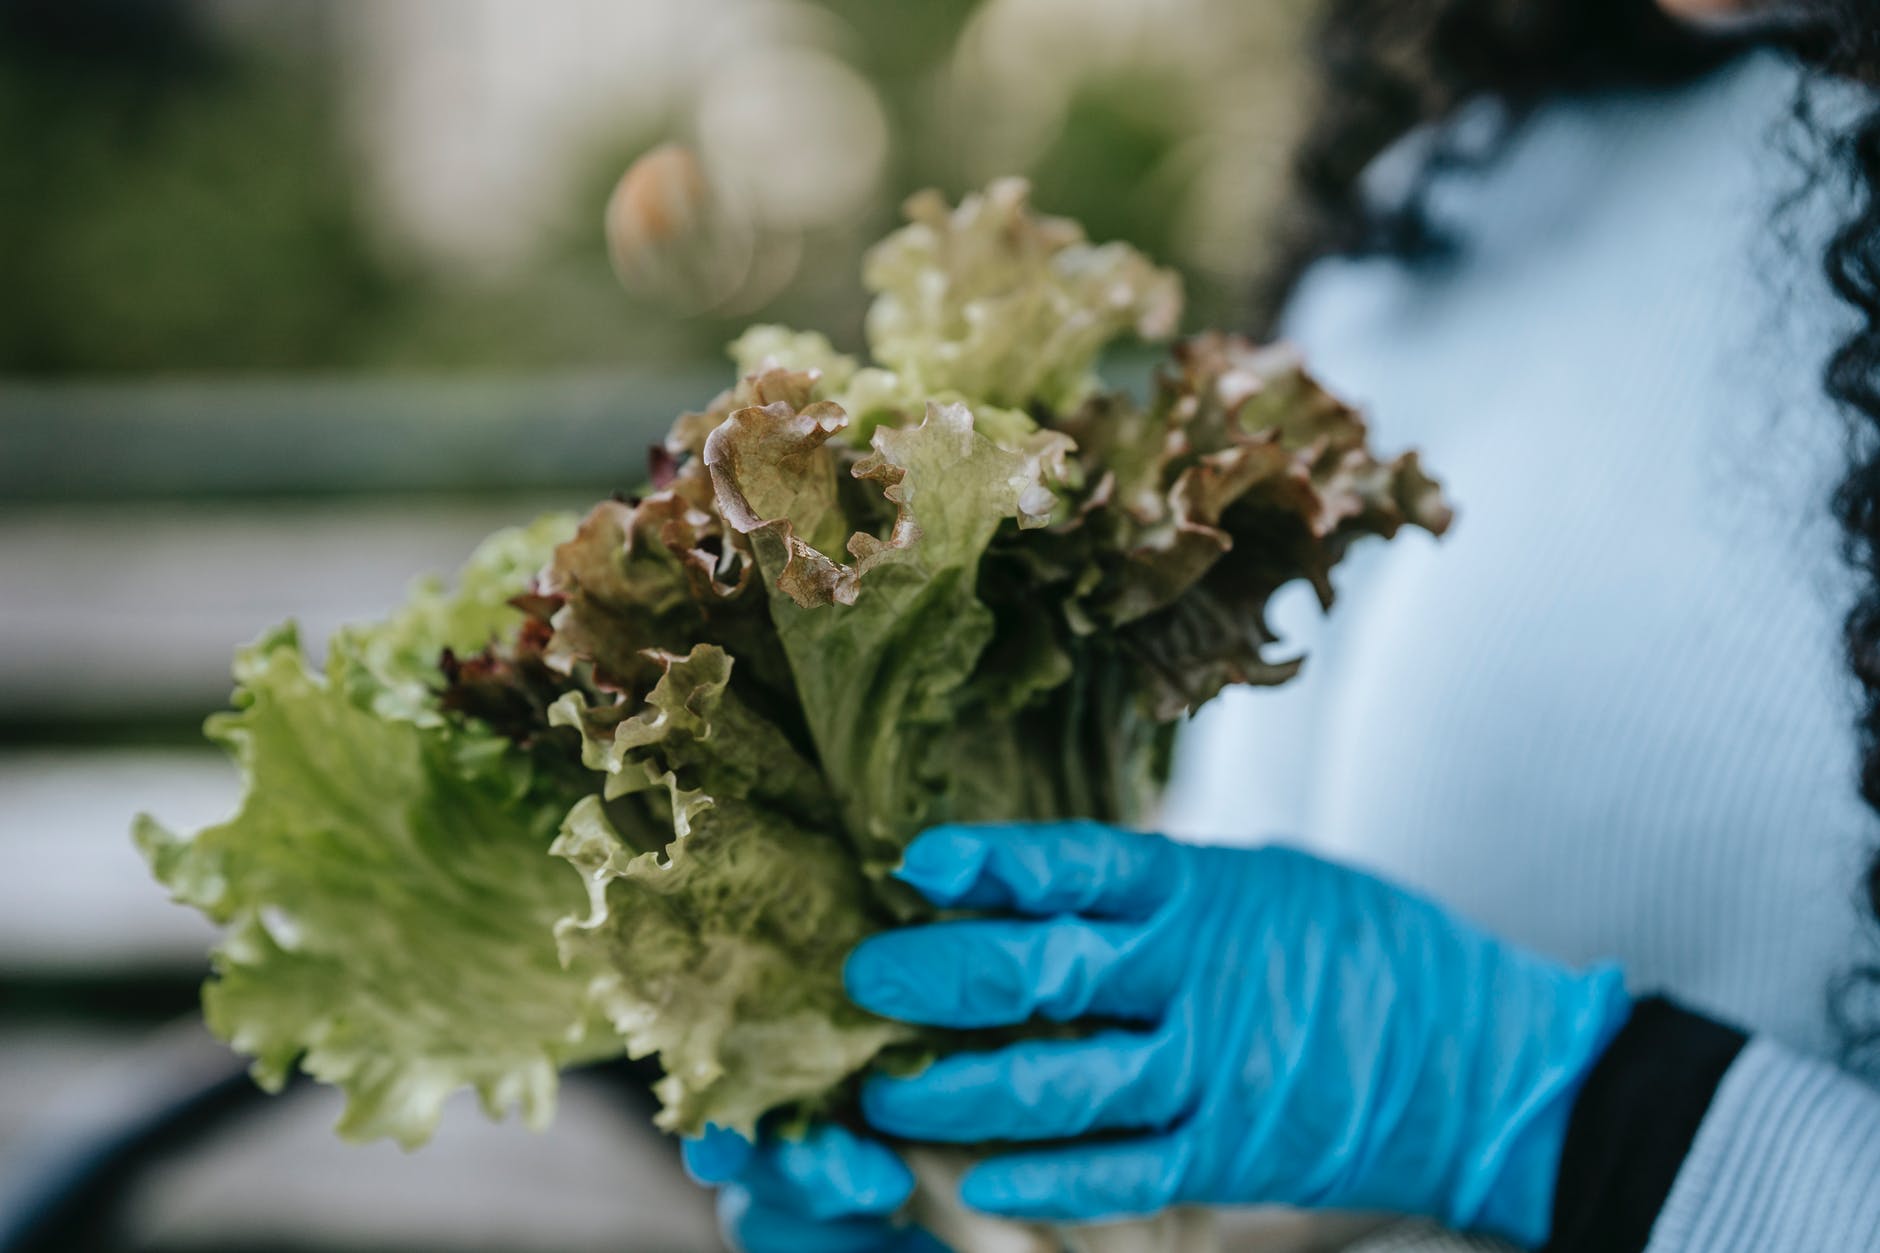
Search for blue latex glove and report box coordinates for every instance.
[842,822,1633,1246]
[682,1123,945,1253]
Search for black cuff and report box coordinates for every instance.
[1541,996,1747,1253]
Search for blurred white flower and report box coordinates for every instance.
[339,0,885,284]
[696,48,889,233]
[606,144,751,313]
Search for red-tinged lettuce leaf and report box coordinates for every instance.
[328,513,580,727]
[704,386,1064,868]
[700,393,857,605]
[665,358,844,464]
[438,613,573,752]
[1048,333,1453,717]
[538,491,794,705]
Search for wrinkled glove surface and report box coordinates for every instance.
[693,822,1633,1250]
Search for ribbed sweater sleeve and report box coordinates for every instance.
[1640,1038,1880,1251]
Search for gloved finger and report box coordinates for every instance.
[682,1123,755,1184]
[958,1131,1195,1223]
[741,1123,916,1220]
[861,1029,1190,1142]
[895,822,1183,919]
[845,916,1172,1028]
[719,1184,948,1253]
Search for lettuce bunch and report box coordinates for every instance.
[138,179,1451,1150]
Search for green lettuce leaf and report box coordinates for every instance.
[549,644,827,823]
[555,792,910,1137]
[135,517,617,1148]
[142,183,1455,1155]
[730,324,858,395]
[328,512,577,726]
[862,178,1182,413]
[705,386,1062,867]
[547,645,911,1135]
[135,626,614,1148]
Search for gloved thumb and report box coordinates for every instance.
[682,1124,755,1184]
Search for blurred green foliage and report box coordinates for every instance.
[0,0,1283,377]
[1027,76,1211,303]
[0,5,404,373]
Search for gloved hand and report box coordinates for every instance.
[842,821,1633,1247]
[682,1122,944,1253]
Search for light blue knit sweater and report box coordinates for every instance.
[1166,48,1880,1249]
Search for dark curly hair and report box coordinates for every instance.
[1260,0,1880,1058]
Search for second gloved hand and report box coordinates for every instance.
[682,1122,944,1253]
[845,822,1633,1247]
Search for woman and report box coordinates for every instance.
[685,1,1880,1248]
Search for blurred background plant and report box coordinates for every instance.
[0,0,1312,376]
[0,0,1315,1248]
